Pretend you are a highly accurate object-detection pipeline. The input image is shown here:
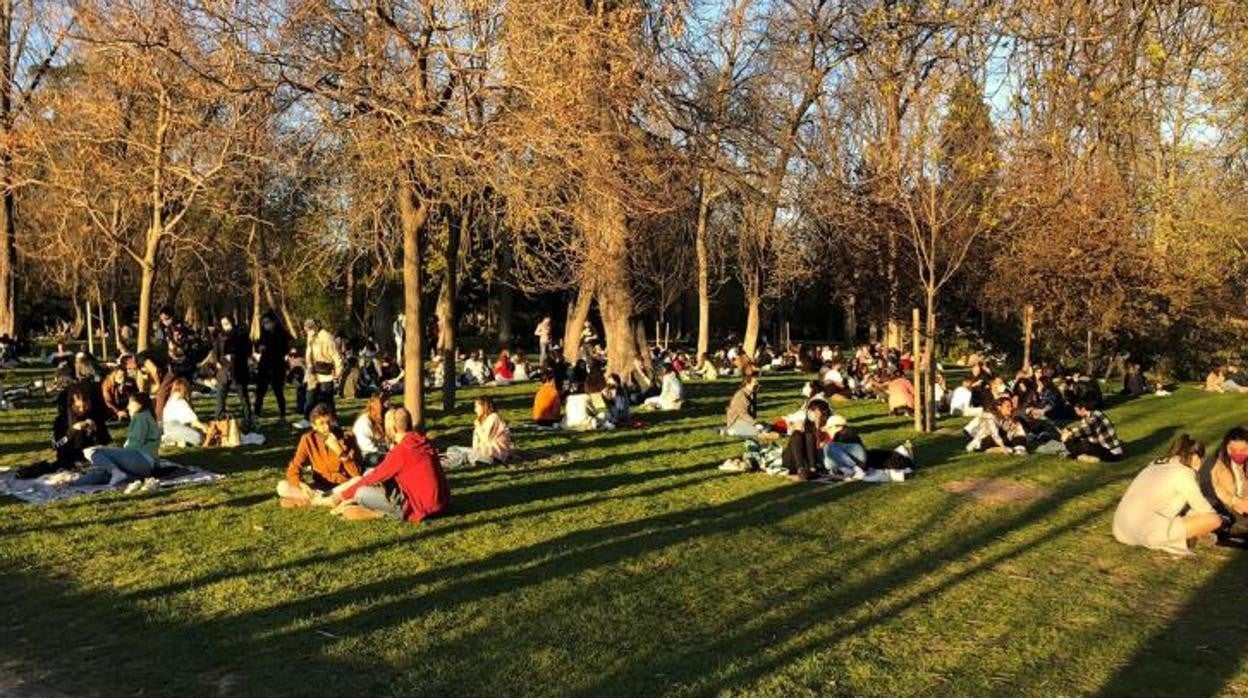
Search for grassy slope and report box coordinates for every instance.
[1,372,1247,697]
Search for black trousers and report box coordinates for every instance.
[253,367,287,419]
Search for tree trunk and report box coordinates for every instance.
[694,170,712,359]
[496,243,515,347]
[923,293,937,433]
[136,259,156,351]
[843,294,858,344]
[1022,303,1034,371]
[742,290,761,358]
[912,306,922,432]
[398,175,428,431]
[1085,329,1094,377]
[0,2,16,337]
[438,209,463,413]
[563,285,594,362]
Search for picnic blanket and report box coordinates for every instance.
[0,461,221,505]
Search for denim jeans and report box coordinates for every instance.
[71,446,155,486]
[824,442,867,470]
[352,484,405,520]
[725,419,758,439]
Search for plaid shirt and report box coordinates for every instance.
[1068,411,1123,455]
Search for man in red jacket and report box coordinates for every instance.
[332,407,451,522]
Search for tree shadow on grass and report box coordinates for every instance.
[1093,552,1248,697]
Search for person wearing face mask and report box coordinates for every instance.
[1201,426,1248,543]
[1114,435,1228,555]
[213,315,254,426]
[253,311,291,422]
[332,407,450,522]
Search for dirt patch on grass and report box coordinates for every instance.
[941,477,1052,506]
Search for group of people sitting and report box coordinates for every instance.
[1114,428,1248,555]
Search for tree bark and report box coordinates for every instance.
[912,306,922,432]
[563,285,594,362]
[1022,303,1034,371]
[496,243,515,347]
[398,175,428,431]
[695,170,713,359]
[743,289,761,357]
[923,293,937,433]
[0,3,16,336]
[438,209,463,412]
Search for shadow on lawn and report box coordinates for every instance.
[2,416,1227,696]
[1093,551,1248,698]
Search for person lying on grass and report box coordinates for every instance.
[1200,426,1248,545]
[1114,434,1228,555]
[331,406,450,522]
[277,403,363,508]
[443,396,513,469]
[1059,399,1124,463]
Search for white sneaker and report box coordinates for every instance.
[124,480,144,494]
[141,478,161,492]
[718,459,746,473]
[292,419,310,429]
[847,466,866,481]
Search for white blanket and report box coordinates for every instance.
[0,461,222,505]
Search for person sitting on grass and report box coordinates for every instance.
[1199,426,1248,544]
[643,364,685,411]
[723,374,760,438]
[277,404,363,508]
[965,397,1028,455]
[1122,363,1149,397]
[603,374,631,425]
[1059,399,1124,463]
[512,351,532,382]
[886,370,915,416]
[1114,435,1228,555]
[690,352,720,381]
[352,396,390,467]
[563,381,608,430]
[444,396,513,469]
[101,354,138,422]
[18,384,112,479]
[64,393,162,488]
[161,378,211,447]
[948,377,978,417]
[1206,365,1248,394]
[332,407,450,522]
[532,374,562,427]
[493,350,515,385]
[783,399,834,481]
[461,350,490,386]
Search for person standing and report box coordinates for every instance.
[298,318,342,428]
[534,315,552,365]
[253,311,291,422]
[214,315,254,426]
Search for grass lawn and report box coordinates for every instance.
[2,372,1248,697]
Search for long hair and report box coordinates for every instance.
[1165,434,1205,465]
[1214,426,1248,466]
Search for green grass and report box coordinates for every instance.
[2,372,1247,697]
